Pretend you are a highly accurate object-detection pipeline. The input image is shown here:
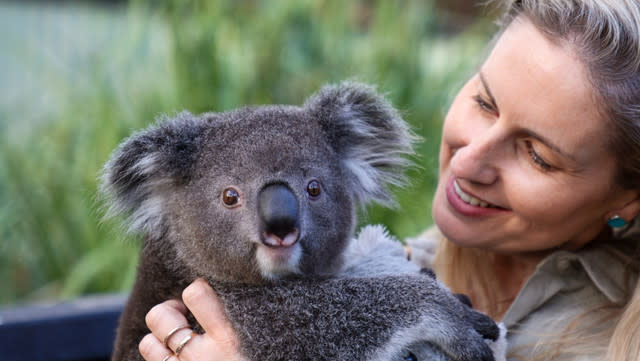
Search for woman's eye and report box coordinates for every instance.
[525,141,552,171]
[472,94,495,113]
[222,187,241,207]
[306,180,321,198]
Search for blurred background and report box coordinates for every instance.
[0,0,494,307]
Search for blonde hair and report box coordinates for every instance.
[434,1,640,360]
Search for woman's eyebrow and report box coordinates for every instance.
[479,70,577,163]
[479,71,498,110]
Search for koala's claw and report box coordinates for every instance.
[469,309,500,342]
[453,293,473,307]
[451,331,496,361]
[452,293,500,342]
[440,297,500,361]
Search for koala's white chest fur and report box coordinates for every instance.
[255,241,303,279]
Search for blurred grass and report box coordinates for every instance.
[0,0,493,305]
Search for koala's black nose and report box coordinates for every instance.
[258,183,299,247]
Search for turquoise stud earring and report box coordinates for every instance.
[608,215,627,228]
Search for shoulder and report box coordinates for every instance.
[507,238,638,321]
[504,239,639,359]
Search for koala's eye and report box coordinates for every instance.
[401,351,418,361]
[222,187,240,207]
[306,180,321,198]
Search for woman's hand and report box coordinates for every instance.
[139,278,247,361]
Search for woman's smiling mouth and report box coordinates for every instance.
[453,180,496,208]
[445,176,508,217]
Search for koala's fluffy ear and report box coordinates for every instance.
[99,111,205,239]
[304,81,416,206]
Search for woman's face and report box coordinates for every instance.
[432,18,638,254]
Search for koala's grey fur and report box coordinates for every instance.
[215,269,500,361]
[101,81,501,361]
[214,225,505,361]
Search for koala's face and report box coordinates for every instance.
[167,107,355,283]
[102,82,414,284]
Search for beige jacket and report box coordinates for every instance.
[406,228,639,361]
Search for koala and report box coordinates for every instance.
[101,81,503,361]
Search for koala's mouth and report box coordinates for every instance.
[261,229,300,248]
[255,231,303,279]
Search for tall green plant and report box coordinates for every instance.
[0,3,178,304]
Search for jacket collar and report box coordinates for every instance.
[503,238,638,327]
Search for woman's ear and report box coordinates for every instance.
[607,189,640,226]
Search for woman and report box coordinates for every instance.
[138,0,640,360]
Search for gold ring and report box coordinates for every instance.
[175,331,196,356]
[163,324,191,348]
[162,354,174,361]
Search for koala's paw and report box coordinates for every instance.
[444,294,506,361]
[451,328,497,361]
[452,294,499,342]
[444,311,506,361]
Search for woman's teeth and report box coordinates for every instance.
[454,180,493,208]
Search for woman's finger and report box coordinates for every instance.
[182,279,240,349]
[141,301,214,361]
[141,280,246,361]
[140,330,212,361]
[145,299,193,352]
[139,333,176,361]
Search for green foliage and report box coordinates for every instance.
[0,0,492,305]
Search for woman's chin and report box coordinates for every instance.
[433,202,492,249]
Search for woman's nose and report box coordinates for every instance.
[449,129,501,185]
